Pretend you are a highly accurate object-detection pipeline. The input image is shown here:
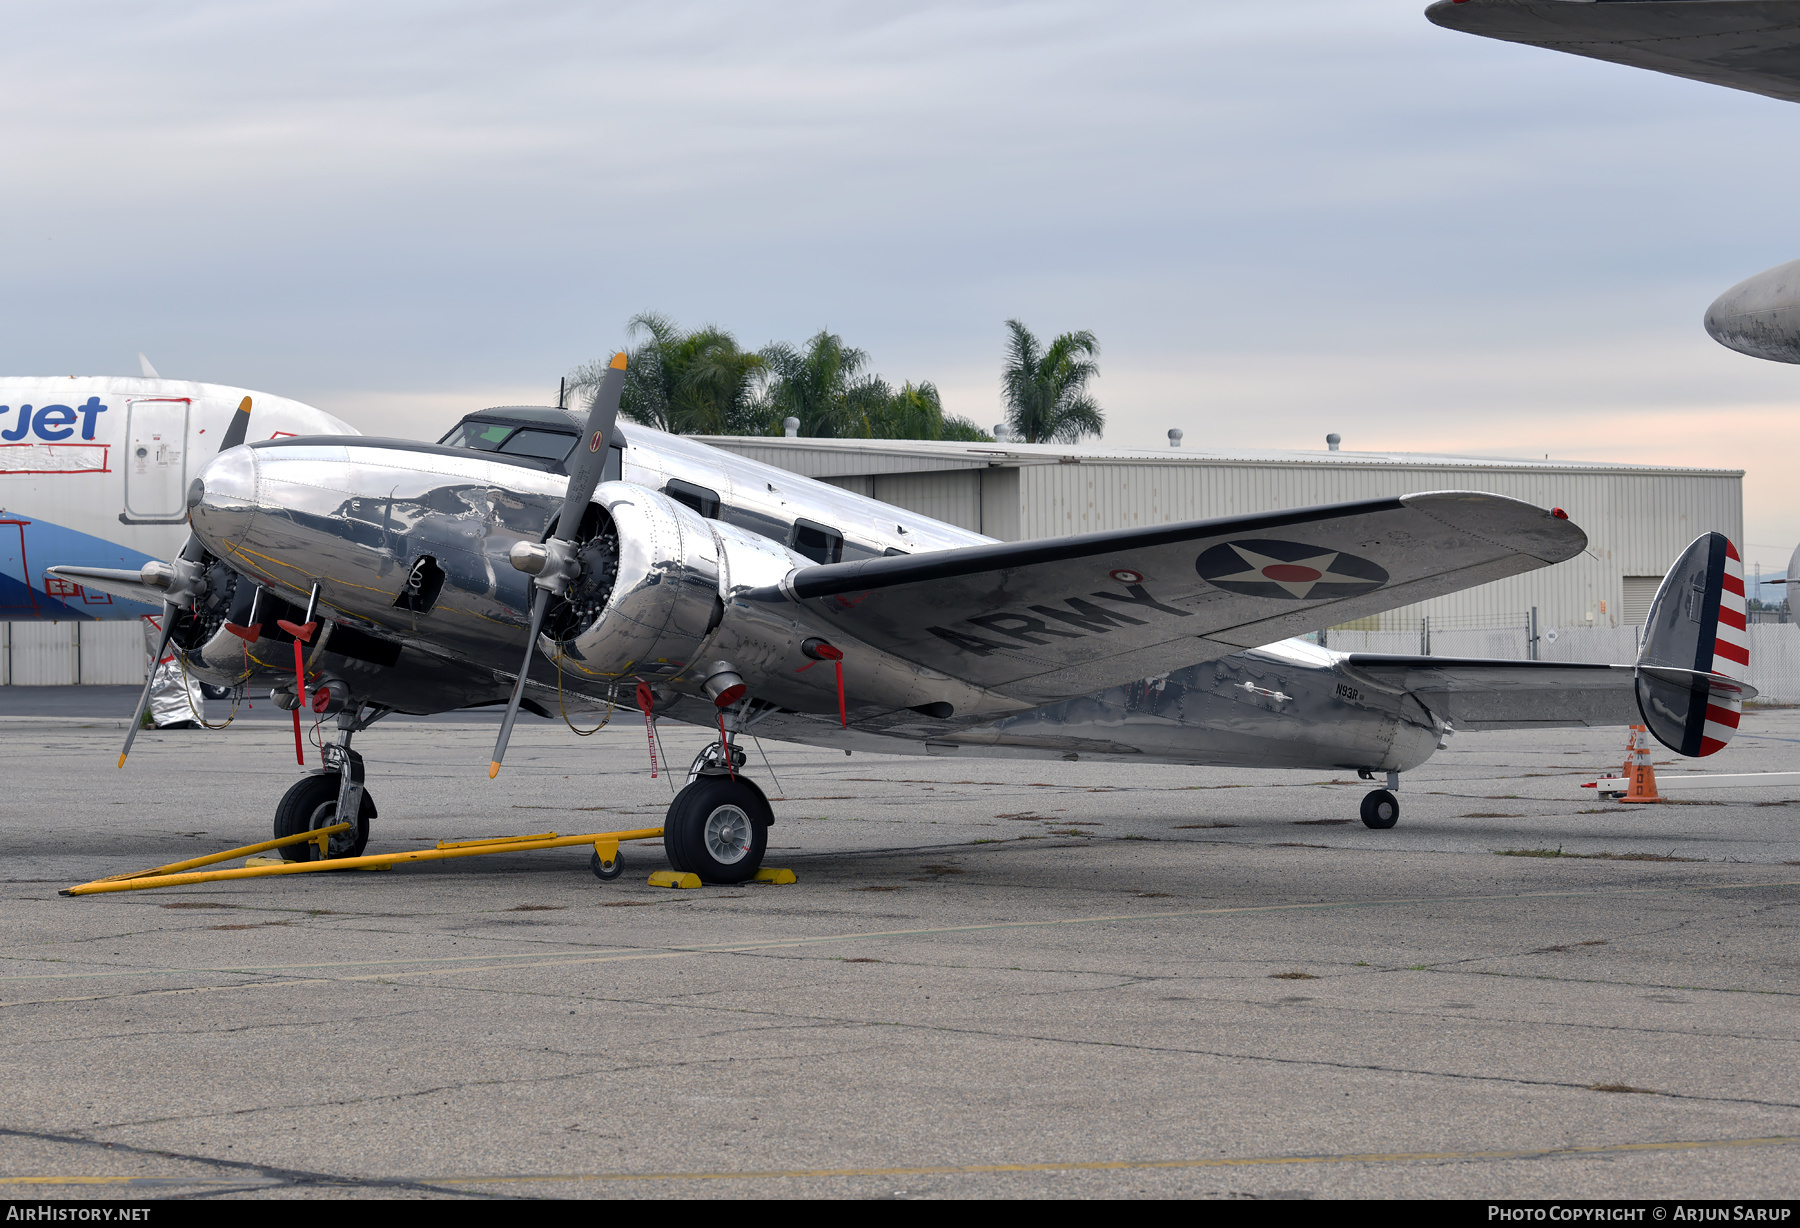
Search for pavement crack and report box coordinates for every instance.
[0,1126,493,1198]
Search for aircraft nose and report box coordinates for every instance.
[187,445,260,554]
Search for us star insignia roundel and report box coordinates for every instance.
[1194,540,1388,600]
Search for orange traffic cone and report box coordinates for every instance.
[1621,724,1662,804]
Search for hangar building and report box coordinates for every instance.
[0,433,1748,686]
[699,434,1744,661]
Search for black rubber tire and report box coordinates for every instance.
[273,773,375,861]
[661,801,692,874]
[663,776,770,884]
[1360,788,1399,829]
[590,847,624,880]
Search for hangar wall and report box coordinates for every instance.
[700,437,1743,637]
[0,620,146,685]
[0,439,1749,689]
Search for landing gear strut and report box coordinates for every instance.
[687,740,747,784]
[1360,769,1400,829]
[274,707,382,861]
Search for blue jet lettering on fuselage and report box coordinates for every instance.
[0,397,109,442]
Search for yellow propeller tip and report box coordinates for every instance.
[117,754,127,769]
[609,352,628,370]
[489,761,501,779]
[237,396,252,412]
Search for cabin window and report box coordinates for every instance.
[497,429,578,462]
[791,518,844,565]
[666,479,721,519]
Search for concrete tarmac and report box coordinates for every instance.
[3,703,1800,1200]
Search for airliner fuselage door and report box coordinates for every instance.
[124,398,190,520]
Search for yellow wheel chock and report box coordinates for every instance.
[61,824,666,896]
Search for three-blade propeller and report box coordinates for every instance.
[118,397,253,767]
[489,355,627,778]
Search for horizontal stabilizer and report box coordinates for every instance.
[1339,656,1638,731]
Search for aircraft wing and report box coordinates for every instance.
[1338,655,1640,731]
[766,491,1585,705]
[1426,0,1800,105]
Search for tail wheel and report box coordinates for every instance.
[663,776,771,884]
[1360,788,1399,830]
[274,773,375,861]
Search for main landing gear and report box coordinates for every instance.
[663,735,771,884]
[273,707,383,862]
[663,774,772,884]
[1358,769,1401,829]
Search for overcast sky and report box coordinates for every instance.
[7,1,1800,570]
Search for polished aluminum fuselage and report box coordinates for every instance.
[182,424,1442,774]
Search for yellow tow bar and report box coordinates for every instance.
[61,824,665,896]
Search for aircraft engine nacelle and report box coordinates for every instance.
[1705,256,1800,364]
[539,483,814,704]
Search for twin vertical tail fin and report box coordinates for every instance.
[1635,532,1753,757]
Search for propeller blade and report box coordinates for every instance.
[120,604,179,768]
[489,588,551,778]
[554,352,626,541]
[218,396,252,451]
[490,352,623,778]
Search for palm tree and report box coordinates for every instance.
[759,330,874,438]
[575,318,992,441]
[858,381,990,442]
[1000,319,1104,444]
[566,313,766,435]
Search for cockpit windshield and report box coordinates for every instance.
[497,429,578,462]
[438,421,576,462]
[437,407,611,477]
[439,421,515,451]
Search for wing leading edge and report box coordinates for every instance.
[767,490,1586,705]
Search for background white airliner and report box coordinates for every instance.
[0,376,354,623]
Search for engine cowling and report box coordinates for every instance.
[546,483,803,700]
[542,483,1001,720]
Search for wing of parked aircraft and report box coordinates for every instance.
[1426,0,1800,105]
[767,491,1585,705]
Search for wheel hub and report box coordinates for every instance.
[307,800,357,857]
[702,804,753,865]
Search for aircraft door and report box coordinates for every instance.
[124,398,191,520]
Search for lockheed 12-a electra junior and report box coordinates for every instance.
[49,357,1754,884]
